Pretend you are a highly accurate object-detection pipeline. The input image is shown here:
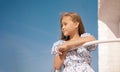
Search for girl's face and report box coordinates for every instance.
[61,16,78,36]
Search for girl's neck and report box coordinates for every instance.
[69,32,80,41]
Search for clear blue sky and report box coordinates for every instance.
[0,0,98,72]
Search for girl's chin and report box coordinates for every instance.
[63,32,70,36]
[64,34,69,37]
[63,33,68,36]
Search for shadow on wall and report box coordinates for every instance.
[99,0,120,38]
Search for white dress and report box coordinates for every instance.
[51,33,96,72]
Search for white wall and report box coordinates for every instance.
[98,0,120,72]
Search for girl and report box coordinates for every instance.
[51,12,96,72]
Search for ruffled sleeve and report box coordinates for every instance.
[51,40,65,55]
[81,33,96,51]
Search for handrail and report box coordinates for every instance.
[82,38,120,47]
[55,38,120,72]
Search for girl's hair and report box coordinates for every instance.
[60,12,85,41]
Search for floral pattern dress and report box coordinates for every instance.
[51,33,96,72]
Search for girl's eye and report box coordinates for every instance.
[62,22,67,26]
[64,23,67,25]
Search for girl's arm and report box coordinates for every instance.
[57,35,95,55]
[67,35,95,49]
[54,52,67,70]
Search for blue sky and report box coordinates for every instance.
[0,0,98,72]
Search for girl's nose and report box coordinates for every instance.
[62,26,65,30]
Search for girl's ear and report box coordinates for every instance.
[75,22,79,28]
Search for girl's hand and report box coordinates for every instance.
[57,43,69,55]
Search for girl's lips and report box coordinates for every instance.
[63,31,66,33]
[62,29,66,32]
[62,30,65,33]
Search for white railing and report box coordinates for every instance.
[55,38,120,72]
[82,38,120,47]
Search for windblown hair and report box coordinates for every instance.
[60,12,85,41]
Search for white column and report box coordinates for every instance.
[98,0,120,72]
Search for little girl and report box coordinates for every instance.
[51,12,96,72]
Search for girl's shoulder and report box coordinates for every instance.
[53,40,65,46]
[80,33,96,51]
[81,33,93,37]
[51,40,65,55]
